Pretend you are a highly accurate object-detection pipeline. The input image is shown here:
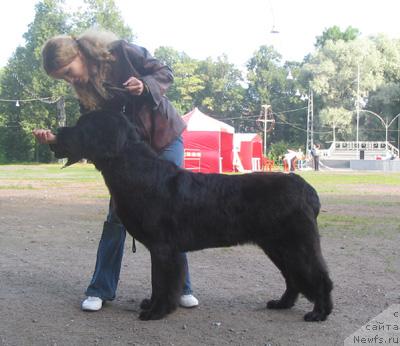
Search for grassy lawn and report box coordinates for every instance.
[0,163,106,198]
[0,163,101,182]
[303,171,400,191]
[298,171,400,239]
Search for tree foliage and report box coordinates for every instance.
[315,25,360,48]
[70,0,133,41]
[319,107,353,142]
[154,47,245,121]
[0,0,133,162]
[303,34,400,143]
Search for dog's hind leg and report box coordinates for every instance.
[290,250,333,322]
[302,265,333,322]
[260,244,299,309]
[302,246,332,320]
[139,246,184,321]
[279,214,333,322]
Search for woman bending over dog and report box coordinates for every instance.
[33,29,198,311]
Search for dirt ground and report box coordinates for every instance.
[0,173,399,346]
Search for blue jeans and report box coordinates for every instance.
[86,136,193,300]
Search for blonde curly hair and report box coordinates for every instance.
[42,30,119,110]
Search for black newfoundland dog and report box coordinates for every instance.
[53,110,333,321]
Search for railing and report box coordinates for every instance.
[184,149,201,172]
[326,141,399,158]
[387,142,400,157]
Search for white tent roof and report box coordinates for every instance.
[182,108,234,133]
[234,133,261,150]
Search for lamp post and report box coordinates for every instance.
[360,109,400,146]
[303,86,314,157]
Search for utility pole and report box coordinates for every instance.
[257,105,275,157]
[306,88,314,156]
[264,106,268,157]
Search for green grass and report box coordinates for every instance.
[321,195,400,207]
[318,213,400,238]
[0,184,35,190]
[294,171,400,239]
[298,171,400,194]
[0,163,102,182]
[300,170,400,185]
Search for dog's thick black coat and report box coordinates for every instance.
[54,110,333,321]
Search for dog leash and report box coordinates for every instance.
[132,238,136,253]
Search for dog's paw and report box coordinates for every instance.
[139,306,168,321]
[303,311,327,322]
[266,299,294,310]
[140,298,152,310]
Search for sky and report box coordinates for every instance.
[1,0,400,70]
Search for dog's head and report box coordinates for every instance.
[56,110,139,167]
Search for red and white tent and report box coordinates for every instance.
[182,108,234,173]
[234,133,263,172]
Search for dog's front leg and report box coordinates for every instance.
[139,245,184,321]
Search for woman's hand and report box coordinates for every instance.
[123,76,145,95]
[32,129,57,144]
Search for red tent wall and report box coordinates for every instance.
[239,141,253,170]
[182,108,235,173]
[183,131,220,173]
[220,132,233,172]
[252,141,263,159]
[236,134,263,171]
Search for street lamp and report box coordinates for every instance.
[360,109,400,147]
[306,88,314,156]
[270,25,280,34]
[294,86,313,156]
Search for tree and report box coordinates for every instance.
[155,48,245,122]
[372,34,400,82]
[315,25,360,48]
[0,0,70,162]
[154,46,205,115]
[71,0,133,41]
[319,107,353,142]
[246,46,307,148]
[194,55,245,122]
[246,45,284,109]
[0,0,134,162]
[303,36,386,140]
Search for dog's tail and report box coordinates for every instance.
[289,174,321,218]
[306,183,321,218]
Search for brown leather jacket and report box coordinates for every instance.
[99,40,185,152]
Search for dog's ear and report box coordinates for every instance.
[77,111,130,160]
[63,156,81,168]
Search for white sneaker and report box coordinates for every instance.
[179,294,199,308]
[81,296,103,311]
